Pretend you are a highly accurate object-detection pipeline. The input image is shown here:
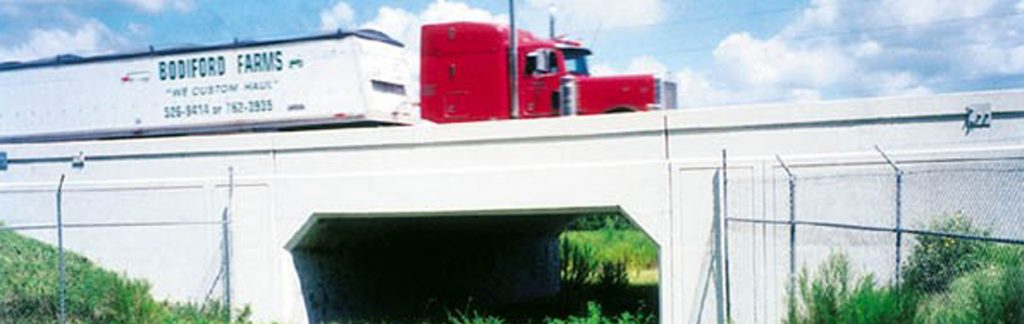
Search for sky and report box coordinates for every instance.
[1,0,1023,107]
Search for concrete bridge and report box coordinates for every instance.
[2,89,1023,323]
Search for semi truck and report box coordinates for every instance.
[421,22,677,123]
[0,22,675,143]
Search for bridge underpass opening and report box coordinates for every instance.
[286,208,660,323]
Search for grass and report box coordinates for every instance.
[560,229,658,283]
[0,226,250,324]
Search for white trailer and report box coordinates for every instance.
[0,30,415,143]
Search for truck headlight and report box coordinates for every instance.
[651,78,678,110]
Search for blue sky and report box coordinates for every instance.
[1,0,1023,107]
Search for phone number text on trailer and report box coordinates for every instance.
[163,99,274,119]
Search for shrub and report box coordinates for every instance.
[901,213,988,294]
[915,246,1024,324]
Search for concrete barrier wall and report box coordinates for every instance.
[2,89,1023,323]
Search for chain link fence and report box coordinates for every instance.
[693,151,1024,324]
[0,170,235,323]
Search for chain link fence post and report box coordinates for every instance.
[711,168,726,324]
[55,174,67,324]
[774,155,796,321]
[221,167,234,323]
[875,145,903,285]
[721,150,733,321]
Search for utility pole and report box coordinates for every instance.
[508,0,519,119]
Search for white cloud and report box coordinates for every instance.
[876,0,998,26]
[117,0,193,13]
[524,0,666,31]
[852,40,882,58]
[591,56,670,76]
[867,71,932,96]
[790,0,842,31]
[0,20,126,62]
[625,55,669,76]
[420,0,506,25]
[589,64,618,76]
[1018,0,1024,12]
[713,33,853,88]
[361,0,506,47]
[319,2,356,31]
[672,69,733,108]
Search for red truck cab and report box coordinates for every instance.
[420,22,676,123]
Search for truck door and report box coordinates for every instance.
[522,49,561,118]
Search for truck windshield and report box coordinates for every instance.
[561,48,591,76]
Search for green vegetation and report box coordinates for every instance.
[565,214,636,232]
[902,214,989,294]
[0,227,250,324]
[446,301,654,324]
[787,214,1024,324]
[560,214,658,286]
[786,253,916,324]
[545,302,655,324]
[560,230,658,275]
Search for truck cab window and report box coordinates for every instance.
[560,47,591,76]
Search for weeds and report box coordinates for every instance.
[447,309,505,324]
[787,214,1024,324]
[545,301,655,324]
[787,253,915,324]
